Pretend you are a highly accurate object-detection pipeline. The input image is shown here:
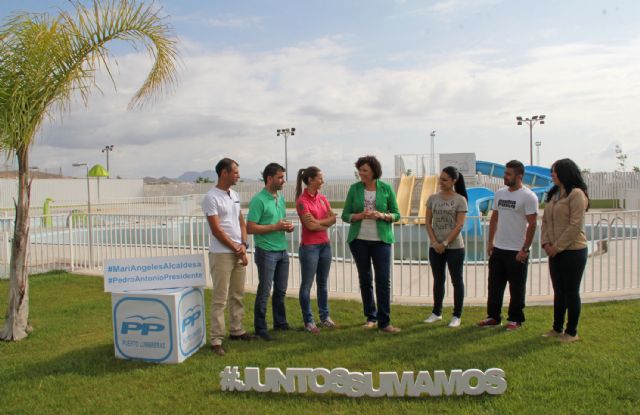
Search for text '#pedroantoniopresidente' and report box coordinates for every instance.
[107,272,203,285]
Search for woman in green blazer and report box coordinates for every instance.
[342,155,401,333]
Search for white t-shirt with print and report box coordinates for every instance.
[358,189,380,241]
[492,186,538,251]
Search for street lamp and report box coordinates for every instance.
[535,141,542,165]
[101,145,114,178]
[430,130,436,175]
[276,128,295,180]
[72,162,93,268]
[516,115,545,165]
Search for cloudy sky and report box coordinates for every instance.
[2,0,639,179]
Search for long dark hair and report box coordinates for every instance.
[545,158,590,210]
[295,166,321,200]
[442,166,468,200]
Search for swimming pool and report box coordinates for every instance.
[27,216,638,263]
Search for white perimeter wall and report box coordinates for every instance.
[0,178,144,208]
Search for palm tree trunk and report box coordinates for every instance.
[0,149,33,340]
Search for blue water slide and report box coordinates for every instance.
[463,187,494,237]
[476,160,552,201]
[525,165,551,178]
[476,161,505,178]
[531,186,551,203]
[477,160,552,187]
[525,165,553,199]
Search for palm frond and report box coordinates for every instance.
[0,0,180,157]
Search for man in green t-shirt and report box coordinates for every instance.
[247,162,295,340]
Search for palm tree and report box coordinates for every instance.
[0,0,179,341]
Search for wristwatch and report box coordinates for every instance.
[241,241,249,249]
[442,240,449,248]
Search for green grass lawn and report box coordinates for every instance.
[1,272,638,414]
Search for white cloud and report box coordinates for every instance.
[31,35,640,178]
[429,0,504,15]
[173,14,263,28]
[395,0,504,18]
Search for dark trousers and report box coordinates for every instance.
[348,239,392,329]
[487,247,528,323]
[549,248,588,336]
[428,248,465,318]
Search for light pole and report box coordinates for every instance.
[516,115,545,165]
[276,128,295,180]
[73,162,93,268]
[535,141,542,165]
[101,145,114,178]
[430,130,436,175]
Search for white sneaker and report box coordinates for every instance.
[423,313,442,323]
[448,317,461,328]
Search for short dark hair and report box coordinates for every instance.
[215,158,238,177]
[262,162,285,183]
[505,160,525,176]
[355,155,382,179]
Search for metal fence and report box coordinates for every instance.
[2,210,639,304]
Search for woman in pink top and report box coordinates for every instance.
[295,166,337,333]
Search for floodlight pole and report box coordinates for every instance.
[430,130,436,175]
[73,163,92,268]
[101,145,114,178]
[276,128,296,180]
[516,115,546,165]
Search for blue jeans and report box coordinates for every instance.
[254,246,289,333]
[348,239,392,329]
[429,248,465,318]
[299,243,332,324]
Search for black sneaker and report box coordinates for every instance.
[273,325,290,331]
[256,332,273,341]
[230,332,256,341]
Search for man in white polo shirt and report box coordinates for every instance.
[478,160,538,331]
[202,158,254,356]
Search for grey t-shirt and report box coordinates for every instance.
[426,193,468,249]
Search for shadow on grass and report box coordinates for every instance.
[196,314,560,387]
[0,342,160,387]
[206,387,488,405]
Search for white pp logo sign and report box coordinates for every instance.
[114,297,173,362]
[178,289,205,356]
[111,287,206,364]
[219,367,507,397]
